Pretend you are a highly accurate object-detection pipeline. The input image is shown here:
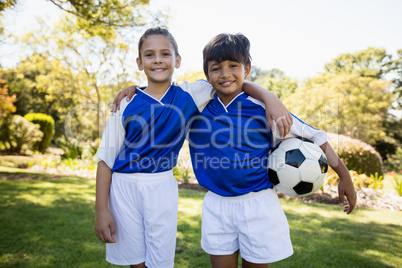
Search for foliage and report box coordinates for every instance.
[24,113,55,152]
[59,137,99,160]
[324,47,390,79]
[1,0,167,38]
[0,115,43,153]
[247,67,298,99]
[383,49,402,109]
[176,71,206,84]
[326,168,383,190]
[2,54,82,139]
[391,173,402,196]
[283,72,393,144]
[326,133,383,177]
[0,77,16,120]
[384,147,402,172]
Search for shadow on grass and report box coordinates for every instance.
[1,170,400,268]
[273,205,402,268]
[0,172,115,267]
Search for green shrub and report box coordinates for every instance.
[24,113,55,152]
[384,147,402,172]
[327,133,383,177]
[0,115,43,153]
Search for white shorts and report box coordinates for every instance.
[106,170,178,268]
[201,188,293,264]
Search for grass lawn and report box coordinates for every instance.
[0,166,401,267]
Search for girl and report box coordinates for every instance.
[95,27,293,268]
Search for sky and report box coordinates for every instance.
[2,0,402,80]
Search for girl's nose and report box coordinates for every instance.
[154,54,162,63]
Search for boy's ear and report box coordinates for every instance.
[244,64,251,78]
[136,57,144,71]
[175,55,182,69]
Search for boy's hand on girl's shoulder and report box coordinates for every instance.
[95,210,116,243]
[338,177,357,215]
[111,85,137,112]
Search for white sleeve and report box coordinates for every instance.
[95,99,129,169]
[179,80,214,112]
[273,115,329,146]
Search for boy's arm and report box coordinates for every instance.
[111,85,137,112]
[95,161,116,243]
[320,142,357,214]
[243,81,293,138]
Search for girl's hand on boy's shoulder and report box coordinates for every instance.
[111,85,137,112]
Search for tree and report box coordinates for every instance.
[176,71,205,84]
[0,76,15,119]
[283,72,393,145]
[247,66,298,100]
[324,47,390,79]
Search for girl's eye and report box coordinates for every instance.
[163,52,171,56]
[145,53,153,57]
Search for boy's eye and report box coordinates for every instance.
[211,67,220,72]
[145,53,153,57]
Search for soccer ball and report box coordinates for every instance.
[267,138,329,197]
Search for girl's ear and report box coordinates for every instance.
[136,57,144,71]
[175,55,182,69]
[244,64,251,78]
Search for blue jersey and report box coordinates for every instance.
[188,92,328,196]
[96,81,213,173]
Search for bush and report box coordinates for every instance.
[0,115,43,154]
[326,168,383,189]
[327,133,383,177]
[24,113,55,152]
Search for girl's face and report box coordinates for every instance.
[206,60,251,105]
[136,35,181,85]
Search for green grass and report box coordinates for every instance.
[0,166,401,267]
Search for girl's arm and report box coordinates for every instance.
[243,81,293,138]
[111,82,294,137]
[94,161,116,243]
[320,142,357,214]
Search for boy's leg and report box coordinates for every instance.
[130,263,147,268]
[242,258,269,268]
[210,251,239,268]
[237,189,293,264]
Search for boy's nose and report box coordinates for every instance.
[221,67,230,77]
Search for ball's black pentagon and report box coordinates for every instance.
[293,181,313,195]
[318,155,328,173]
[285,149,305,168]
[268,168,280,185]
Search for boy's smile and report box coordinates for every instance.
[207,60,251,106]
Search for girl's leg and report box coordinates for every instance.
[210,251,239,268]
[242,258,269,268]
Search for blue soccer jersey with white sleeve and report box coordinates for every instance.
[188,92,328,196]
[96,81,212,173]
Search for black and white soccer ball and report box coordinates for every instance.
[267,137,329,197]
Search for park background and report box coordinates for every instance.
[0,0,401,267]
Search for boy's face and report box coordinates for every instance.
[206,60,251,104]
[136,35,181,85]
